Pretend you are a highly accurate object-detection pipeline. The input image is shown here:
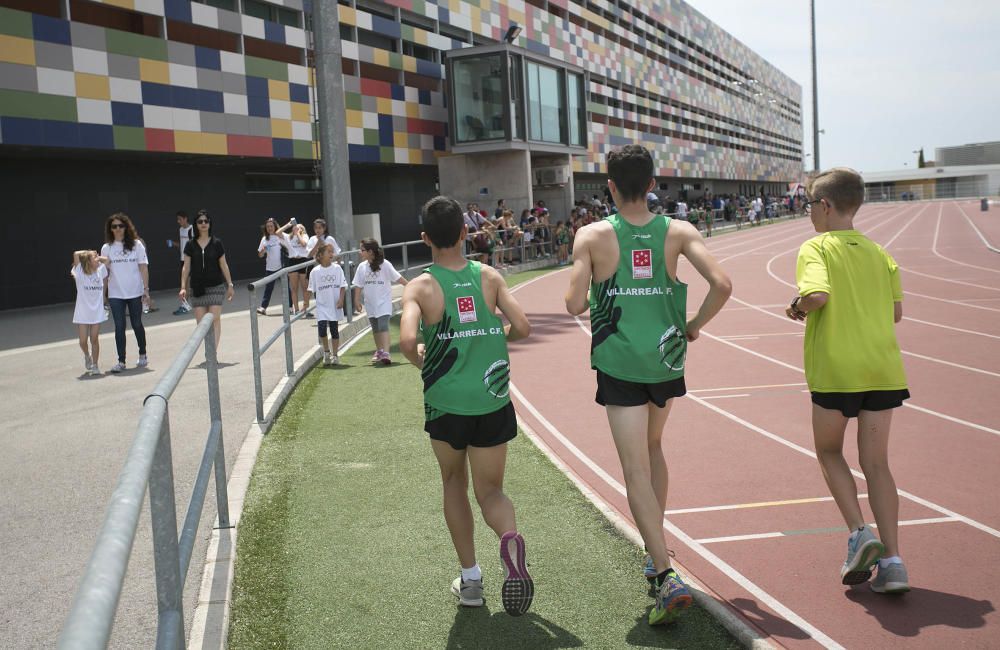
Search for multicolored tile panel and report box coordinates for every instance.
[0,0,802,180]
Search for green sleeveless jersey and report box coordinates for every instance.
[589,214,688,383]
[421,261,511,416]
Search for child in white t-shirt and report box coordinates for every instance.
[352,238,409,365]
[71,250,110,375]
[306,243,346,365]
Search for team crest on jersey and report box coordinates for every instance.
[632,249,652,279]
[456,296,477,323]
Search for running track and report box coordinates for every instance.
[508,200,999,648]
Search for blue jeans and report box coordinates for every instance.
[260,270,291,308]
[108,297,147,363]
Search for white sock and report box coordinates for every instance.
[879,556,902,568]
[461,564,481,581]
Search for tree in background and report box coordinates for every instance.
[918,148,925,168]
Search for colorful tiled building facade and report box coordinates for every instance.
[0,0,801,308]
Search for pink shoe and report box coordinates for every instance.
[371,350,381,364]
[378,350,392,366]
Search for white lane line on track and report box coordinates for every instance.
[509,381,845,650]
[696,517,959,545]
[690,382,808,393]
[726,294,1000,380]
[956,202,1000,254]
[699,393,750,400]
[572,313,1000,539]
[902,289,1000,312]
[696,312,1000,434]
[933,203,1000,273]
[902,316,1000,341]
[718,332,803,339]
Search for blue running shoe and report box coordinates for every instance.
[841,525,884,585]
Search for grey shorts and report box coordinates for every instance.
[369,315,390,332]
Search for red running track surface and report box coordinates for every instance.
[506,201,1000,649]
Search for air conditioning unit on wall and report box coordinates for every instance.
[534,166,570,186]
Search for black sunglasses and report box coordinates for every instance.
[196,219,210,224]
[110,223,125,229]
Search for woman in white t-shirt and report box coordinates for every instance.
[256,217,292,315]
[306,217,342,258]
[100,212,150,373]
[351,238,408,365]
[71,249,110,375]
[286,223,311,315]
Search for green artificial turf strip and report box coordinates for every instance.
[228,268,739,649]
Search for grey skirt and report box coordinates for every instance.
[189,283,226,307]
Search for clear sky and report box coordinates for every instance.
[688,0,999,174]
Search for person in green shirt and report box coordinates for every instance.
[566,145,732,626]
[400,196,534,616]
[787,167,910,594]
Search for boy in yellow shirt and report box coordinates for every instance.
[787,167,910,594]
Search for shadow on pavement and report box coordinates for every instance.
[844,585,994,635]
[446,608,582,649]
[729,597,810,640]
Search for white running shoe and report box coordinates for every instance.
[110,362,127,373]
[89,364,101,376]
[84,355,93,373]
[136,355,149,368]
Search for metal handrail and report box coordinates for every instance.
[246,238,437,423]
[59,313,230,650]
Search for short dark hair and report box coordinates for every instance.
[607,145,654,202]
[422,196,464,248]
[176,210,188,220]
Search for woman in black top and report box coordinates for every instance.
[179,209,234,349]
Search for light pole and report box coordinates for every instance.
[810,0,819,172]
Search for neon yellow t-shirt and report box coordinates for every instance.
[796,230,907,393]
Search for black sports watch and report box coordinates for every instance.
[790,296,806,316]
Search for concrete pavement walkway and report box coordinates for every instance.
[0,283,344,649]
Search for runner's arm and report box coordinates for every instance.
[894,301,903,323]
[399,280,424,368]
[565,228,593,315]
[678,221,732,340]
[490,268,530,342]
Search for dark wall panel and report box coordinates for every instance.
[0,156,440,310]
[0,156,320,309]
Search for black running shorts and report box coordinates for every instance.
[811,389,910,418]
[425,402,517,450]
[595,370,687,408]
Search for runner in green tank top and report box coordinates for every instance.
[401,196,534,617]
[566,145,732,627]
[589,213,688,383]
[421,261,511,417]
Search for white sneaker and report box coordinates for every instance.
[110,362,127,373]
[84,355,93,373]
[136,355,149,368]
[89,364,101,376]
[330,355,339,365]
[322,352,332,366]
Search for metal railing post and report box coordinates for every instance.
[248,285,265,423]
[148,407,184,650]
[281,273,294,377]
[344,260,354,323]
[402,241,409,273]
[204,332,230,528]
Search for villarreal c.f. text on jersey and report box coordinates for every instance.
[590,214,688,383]
[796,230,907,393]
[421,261,511,416]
